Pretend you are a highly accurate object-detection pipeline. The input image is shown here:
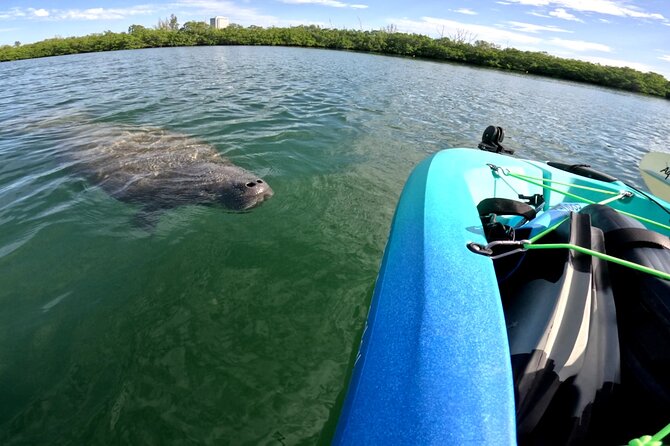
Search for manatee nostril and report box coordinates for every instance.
[256,180,263,184]
[246,182,256,188]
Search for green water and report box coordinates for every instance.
[1,46,669,444]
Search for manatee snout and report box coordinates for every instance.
[221,176,274,211]
[241,178,274,208]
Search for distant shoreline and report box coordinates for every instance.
[2,22,668,99]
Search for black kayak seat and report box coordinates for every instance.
[499,212,620,445]
[580,204,670,441]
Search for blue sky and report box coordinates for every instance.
[2,0,670,78]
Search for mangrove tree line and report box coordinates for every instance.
[1,19,668,99]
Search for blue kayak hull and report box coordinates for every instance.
[335,149,517,444]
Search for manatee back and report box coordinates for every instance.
[61,123,271,214]
[67,126,234,205]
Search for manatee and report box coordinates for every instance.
[65,125,273,222]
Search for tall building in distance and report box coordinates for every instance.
[210,16,230,29]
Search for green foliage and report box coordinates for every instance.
[1,22,668,99]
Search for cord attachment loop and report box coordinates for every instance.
[467,239,530,259]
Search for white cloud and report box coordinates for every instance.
[502,0,665,21]
[279,0,368,8]
[57,7,155,20]
[176,0,344,27]
[0,7,26,19]
[1,5,157,21]
[549,8,582,22]
[548,37,611,52]
[0,1,284,27]
[386,13,666,77]
[171,0,283,25]
[505,20,572,33]
[392,16,542,46]
[31,8,50,17]
[393,17,612,53]
[453,8,478,15]
[503,0,552,5]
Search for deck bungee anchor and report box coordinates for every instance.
[487,163,670,231]
[467,239,531,259]
[470,163,670,280]
[468,237,670,281]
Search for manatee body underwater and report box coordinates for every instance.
[65,125,273,223]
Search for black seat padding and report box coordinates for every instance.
[604,227,670,252]
[580,204,670,442]
[501,212,619,445]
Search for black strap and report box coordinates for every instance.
[481,217,515,242]
[547,162,618,183]
[605,228,670,252]
[477,198,536,221]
